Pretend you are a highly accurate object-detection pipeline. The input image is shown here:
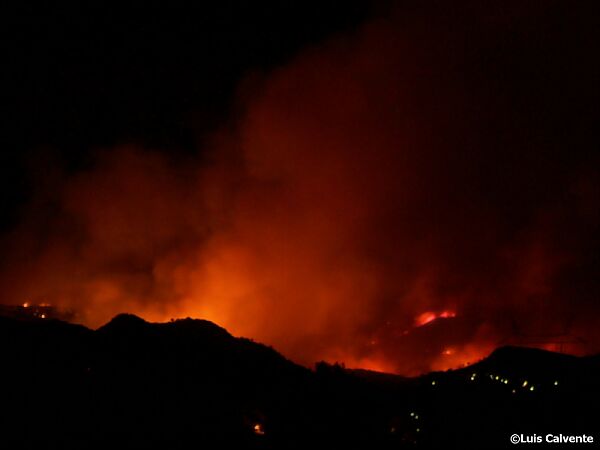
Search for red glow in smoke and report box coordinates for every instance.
[0,4,597,377]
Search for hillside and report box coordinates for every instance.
[0,315,597,449]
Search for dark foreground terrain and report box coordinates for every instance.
[0,314,598,449]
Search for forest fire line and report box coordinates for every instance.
[0,298,589,375]
[0,299,579,376]
[414,310,457,327]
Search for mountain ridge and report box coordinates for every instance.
[0,313,597,449]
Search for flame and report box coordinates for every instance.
[414,310,457,327]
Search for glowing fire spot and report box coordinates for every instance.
[40,314,46,319]
[323,350,397,374]
[253,424,265,436]
[430,343,492,373]
[414,310,456,327]
[22,302,30,308]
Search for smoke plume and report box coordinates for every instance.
[1,2,598,374]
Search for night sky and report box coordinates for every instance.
[1,1,598,375]
[1,1,370,222]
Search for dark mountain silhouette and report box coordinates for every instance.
[0,314,597,449]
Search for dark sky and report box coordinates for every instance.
[0,1,373,227]
[0,1,598,374]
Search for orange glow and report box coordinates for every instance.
[22,302,29,308]
[415,312,436,327]
[323,348,398,374]
[253,424,265,436]
[430,343,493,372]
[343,357,397,374]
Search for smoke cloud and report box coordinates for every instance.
[1,3,598,374]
